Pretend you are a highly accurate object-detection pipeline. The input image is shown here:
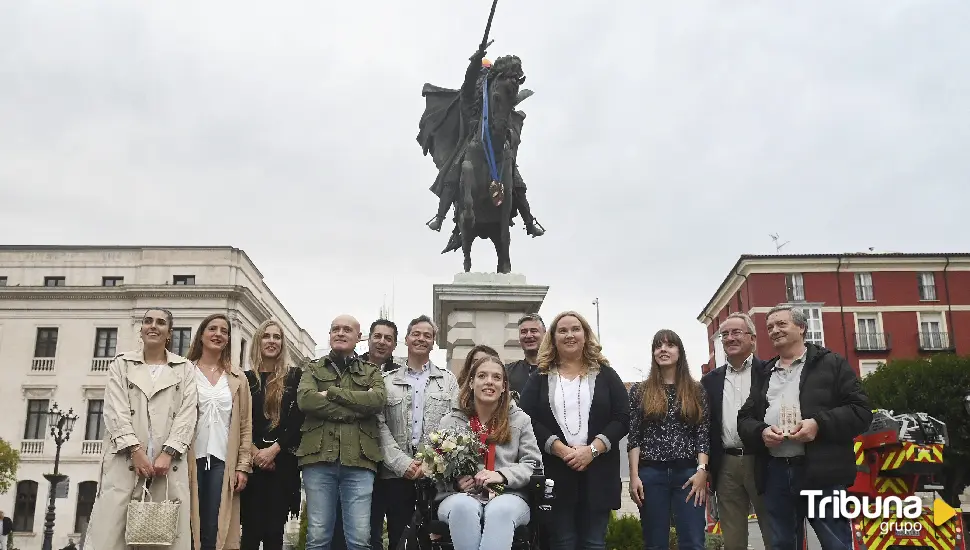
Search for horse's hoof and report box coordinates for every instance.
[463,260,472,272]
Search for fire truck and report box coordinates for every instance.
[705,410,966,550]
[848,409,965,550]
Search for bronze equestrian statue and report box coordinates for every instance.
[417,45,544,274]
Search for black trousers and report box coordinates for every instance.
[333,476,416,550]
[240,453,298,550]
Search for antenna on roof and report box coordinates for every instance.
[769,233,790,254]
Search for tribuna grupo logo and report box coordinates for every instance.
[803,490,923,531]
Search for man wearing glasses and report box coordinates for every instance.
[701,312,772,550]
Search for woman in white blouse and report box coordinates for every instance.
[186,314,253,550]
[518,311,630,550]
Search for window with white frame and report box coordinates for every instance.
[786,273,805,301]
[918,272,937,301]
[856,316,882,350]
[859,360,885,378]
[855,272,874,301]
[919,312,945,349]
[800,307,824,346]
[713,332,726,367]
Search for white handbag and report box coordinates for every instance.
[125,476,180,546]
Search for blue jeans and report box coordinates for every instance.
[547,500,610,550]
[303,462,376,550]
[196,457,226,550]
[638,465,707,550]
[763,458,853,550]
[438,493,530,550]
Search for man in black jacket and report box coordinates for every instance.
[701,312,772,550]
[738,305,872,550]
[505,313,545,399]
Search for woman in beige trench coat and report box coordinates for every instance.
[186,313,253,550]
[82,308,199,550]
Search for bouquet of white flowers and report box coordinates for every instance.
[415,426,505,497]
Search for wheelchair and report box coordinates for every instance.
[409,463,554,549]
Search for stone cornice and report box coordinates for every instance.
[0,284,273,318]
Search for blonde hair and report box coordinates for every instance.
[250,320,290,429]
[537,310,609,374]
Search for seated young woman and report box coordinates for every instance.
[435,355,543,550]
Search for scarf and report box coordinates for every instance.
[470,415,496,471]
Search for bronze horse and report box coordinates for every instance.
[418,54,528,274]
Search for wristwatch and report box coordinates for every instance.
[162,446,182,460]
[590,446,600,459]
[697,463,708,472]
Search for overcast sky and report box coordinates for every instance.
[2,1,968,381]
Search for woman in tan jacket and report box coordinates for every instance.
[82,308,199,550]
[186,313,253,550]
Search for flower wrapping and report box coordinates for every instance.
[415,426,505,497]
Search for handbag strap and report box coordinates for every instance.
[137,475,171,502]
[139,479,152,502]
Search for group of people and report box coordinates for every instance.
[79,302,871,550]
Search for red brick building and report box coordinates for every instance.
[697,253,970,376]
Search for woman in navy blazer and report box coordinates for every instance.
[518,310,630,550]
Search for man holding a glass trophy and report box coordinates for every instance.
[738,305,872,550]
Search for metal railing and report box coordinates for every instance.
[854,332,889,351]
[918,331,952,351]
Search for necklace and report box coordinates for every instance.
[559,374,583,436]
[198,361,221,373]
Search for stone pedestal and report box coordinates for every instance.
[432,273,549,379]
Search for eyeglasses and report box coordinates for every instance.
[719,329,752,339]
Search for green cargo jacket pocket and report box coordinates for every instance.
[359,422,383,462]
[295,422,324,457]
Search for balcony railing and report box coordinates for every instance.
[21,440,44,455]
[91,358,112,372]
[854,332,889,352]
[81,441,103,455]
[30,358,55,373]
[918,331,953,351]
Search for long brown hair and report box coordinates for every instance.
[457,344,500,389]
[537,310,609,374]
[640,329,704,425]
[250,320,289,429]
[458,355,511,445]
[186,313,233,370]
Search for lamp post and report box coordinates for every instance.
[964,392,970,416]
[591,298,601,342]
[41,403,78,550]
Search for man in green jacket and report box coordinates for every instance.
[296,314,387,550]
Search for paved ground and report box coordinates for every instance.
[747,518,821,550]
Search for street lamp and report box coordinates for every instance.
[963,391,970,416]
[42,403,78,550]
[591,298,601,342]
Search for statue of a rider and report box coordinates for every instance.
[418,47,545,239]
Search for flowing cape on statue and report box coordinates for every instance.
[416,83,532,198]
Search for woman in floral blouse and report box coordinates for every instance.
[627,329,711,550]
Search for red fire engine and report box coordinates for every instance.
[705,410,966,550]
[848,409,964,550]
